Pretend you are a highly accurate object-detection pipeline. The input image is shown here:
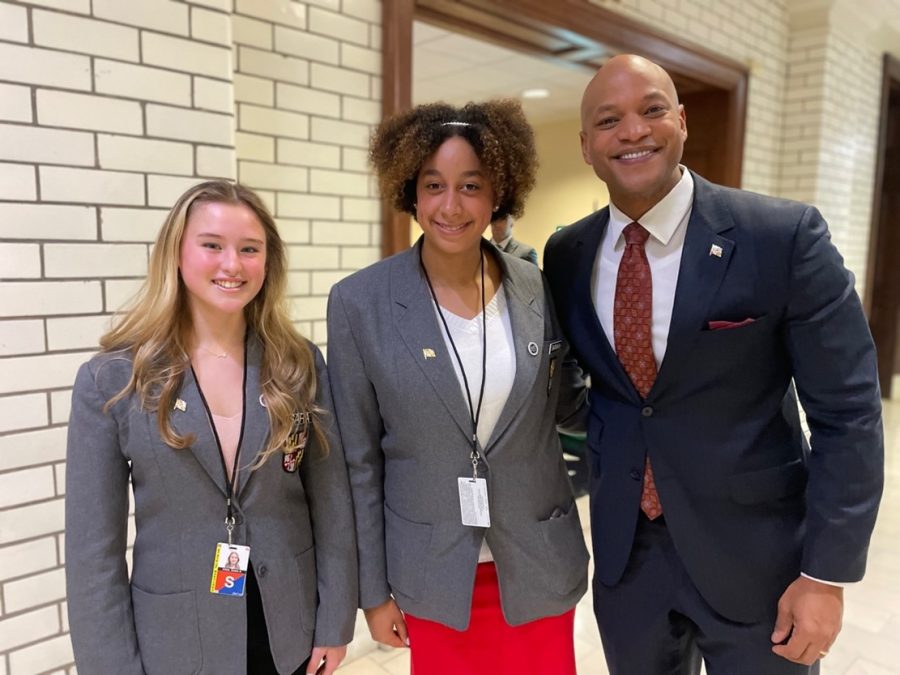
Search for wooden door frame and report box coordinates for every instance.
[864,54,900,313]
[379,0,748,256]
[863,54,900,397]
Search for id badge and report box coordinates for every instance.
[210,542,250,597]
[458,477,491,528]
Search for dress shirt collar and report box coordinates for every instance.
[608,167,694,248]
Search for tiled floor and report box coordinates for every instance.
[338,398,900,674]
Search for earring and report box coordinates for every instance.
[413,203,417,210]
[492,205,499,212]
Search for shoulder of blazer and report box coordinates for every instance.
[499,248,543,298]
[547,208,609,253]
[81,350,135,397]
[690,170,812,240]
[331,245,412,300]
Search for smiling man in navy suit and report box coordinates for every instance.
[543,54,884,674]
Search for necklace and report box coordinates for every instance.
[197,344,229,359]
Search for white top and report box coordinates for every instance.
[211,411,242,482]
[435,285,516,563]
[592,167,694,367]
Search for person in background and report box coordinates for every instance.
[327,100,588,674]
[543,54,884,674]
[490,213,538,264]
[65,180,357,675]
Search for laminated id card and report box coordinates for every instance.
[209,543,250,596]
[458,477,490,527]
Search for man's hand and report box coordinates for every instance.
[306,645,347,675]
[364,597,409,648]
[771,576,842,665]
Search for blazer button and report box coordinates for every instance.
[641,405,654,417]
[257,565,268,578]
[629,468,642,481]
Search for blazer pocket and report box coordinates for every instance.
[384,503,433,600]
[131,585,201,675]
[728,458,808,505]
[701,314,770,334]
[538,502,590,596]
[294,546,317,634]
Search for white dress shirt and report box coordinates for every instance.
[434,286,516,563]
[592,167,694,366]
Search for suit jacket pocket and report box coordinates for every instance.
[728,458,808,505]
[295,546,317,634]
[384,503,433,600]
[131,585,201,675]
[538,501,590,595]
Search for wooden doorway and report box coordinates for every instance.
[865,55,900,398]
[380,0,748,256]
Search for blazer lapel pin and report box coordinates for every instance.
[709,244,723,258]
[174,398,187,412]
[422,348,436,359]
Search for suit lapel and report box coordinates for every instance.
[484,253,543,451]
[392,243,474,440]
[169,336,272,498]
[651,174,736,398]
[236,337,270,496]
[569,211,639,401]
[170,367,227,495]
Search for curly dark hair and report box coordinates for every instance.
[369,99,538,221]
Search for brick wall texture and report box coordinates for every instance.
[0,0,892,671]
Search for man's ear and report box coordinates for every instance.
[579,130,591,165]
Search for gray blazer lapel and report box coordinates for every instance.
[236,336,271,496]
[485,253,544,450]
[652,174,736,399]
[170,368,228,495]
[392,244,474,440]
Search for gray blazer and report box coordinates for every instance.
[497,236,539,265]
[65,337,357,675]
[327,241,588,631]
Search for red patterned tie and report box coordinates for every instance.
[614,222,662,520]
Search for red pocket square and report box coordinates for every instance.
[708,318,756,330]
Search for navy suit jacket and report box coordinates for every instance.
[544,172,884,623]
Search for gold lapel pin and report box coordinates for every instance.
[422,348,436,359]
[709,244,723,258]
[174,398,187,412]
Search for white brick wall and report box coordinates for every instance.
[0,1,237,668]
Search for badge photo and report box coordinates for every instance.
[210,543,250,597]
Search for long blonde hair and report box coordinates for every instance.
[101,180,325,464]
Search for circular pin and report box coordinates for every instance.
[259,395,267,408]
[527,341,539,356]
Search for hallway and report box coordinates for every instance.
[340,398,900,674]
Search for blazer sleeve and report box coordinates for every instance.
[783,205,884,582]
[65,361,144,674]
[542,274,588,433]
[300,346,359,647]
[326,283,392,610]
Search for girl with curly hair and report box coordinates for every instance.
[65,180,357,675]
[327,100,589,673]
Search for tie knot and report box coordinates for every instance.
[623,222,650,247]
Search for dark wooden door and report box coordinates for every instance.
[866,56,900,397]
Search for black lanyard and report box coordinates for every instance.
[191,331,248,544]
[420,248,487,479]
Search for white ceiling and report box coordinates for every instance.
[412,21,594,125]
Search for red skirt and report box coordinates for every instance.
[404,562,577,675]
